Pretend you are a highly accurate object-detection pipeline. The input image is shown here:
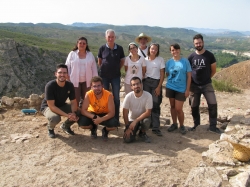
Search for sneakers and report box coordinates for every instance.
[138,131,151,143]
[91,125,97,139]
[48,129,55,138]
[208,127,222,134]
[179,126,187,135]
[60,124,75,135]
[152,129,162,136]
[102,127,109,141]
[168,123,178,132]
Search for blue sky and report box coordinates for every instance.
[1,0,250,31]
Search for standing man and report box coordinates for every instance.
[40,64,79,138]
[123,77,153,143]
[78,76,119,141]
[98,29,125,122]
[188,34,221,134]
[135,33,152,58]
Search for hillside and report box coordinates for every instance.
[0,38,66,97]
[214,60,250,89]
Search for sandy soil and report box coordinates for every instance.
[1,88,250,187]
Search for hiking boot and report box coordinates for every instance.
[208,127,222,134]
[167,123,178,132]
[102,127,109,141]
[91,124,97,139]
[138,131,151,143]
[60,124,75,135]
[152,129,162,136]
[179,126,187,135]
[48,129,55,138]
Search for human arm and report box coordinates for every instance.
[185,72,191,98]
[120,58,125,70]
[142,66,146,78]
[211,62,216,78]
[47,100,78,121]
[128,109,152,130]
[65,51,73,81]
[98,58,102,67]
[155,68,165,96]
[123,108,129,125]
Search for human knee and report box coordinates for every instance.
[208,104,217,118]
[141,118,151,131]
[48,115,61,125]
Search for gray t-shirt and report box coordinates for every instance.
[122,91,153,121]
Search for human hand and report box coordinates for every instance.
[154,86,161,96]
[92,115,101,125]
[68,113,79,121]
[185,90,189,98]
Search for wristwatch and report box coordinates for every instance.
[93,115,97,119]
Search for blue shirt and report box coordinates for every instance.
[165,57,192,93]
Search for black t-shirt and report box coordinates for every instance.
[188,50,216,85]
[98,43,125,79]
[40,80,75,111]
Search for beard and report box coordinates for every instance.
[134,87,141,93]
[195,45,204,51]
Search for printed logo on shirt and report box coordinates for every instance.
[192,59,206,70]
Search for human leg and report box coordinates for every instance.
[79,82,90,108]
[78,114,97,138]
[175,100,187,134]
[202,83,220,133]
[138,118,151,143]
[59,104,77,135]
[189,84,201,130]
[74,85,81,107]
[100,114,119,141]
[110,77,121,121]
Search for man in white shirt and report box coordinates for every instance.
[123,77,153,143]
[135,33,152,58]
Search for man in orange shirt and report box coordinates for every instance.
[78,76,119,141]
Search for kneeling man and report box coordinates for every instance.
[78,76,119,141]
[123,77,153,143]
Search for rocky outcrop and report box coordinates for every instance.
[0,38,67,97]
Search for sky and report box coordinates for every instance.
[1,0,250,31]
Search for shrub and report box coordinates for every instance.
[212,79,242,93]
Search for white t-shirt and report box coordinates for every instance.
[138,46,148,58]
[79,58,86,82]
[122,91,153,121]
[124,56,146,84]
[145,56,165,79]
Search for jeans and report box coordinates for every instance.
[189,83,217,128]
[102,76,120,121]
[143,78,162,130]
[42,104,79,130]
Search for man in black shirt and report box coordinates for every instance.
[188,34,221,134]
[40,64,79,138]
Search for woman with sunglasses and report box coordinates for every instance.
[124,42,146,94]
[165,43,191,134]
[65,37,98,107]
[143,43,165,136]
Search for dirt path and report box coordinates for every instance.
[0,90,249,187]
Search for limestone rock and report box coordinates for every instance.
[1,96,14,106]
[229,172,250,187]
[184,167,222,187]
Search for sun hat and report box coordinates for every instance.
[135,33,152,43]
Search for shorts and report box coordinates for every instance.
[165,88,186,101]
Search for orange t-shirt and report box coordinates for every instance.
[87,89,111,114]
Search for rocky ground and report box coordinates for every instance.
[0,88,250,187]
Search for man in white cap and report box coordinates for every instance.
[135,33,152,58]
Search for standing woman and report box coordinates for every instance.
[65,37,98,107]
[124,42,146,94]
[165,43,191,134]
[143,43,165,136]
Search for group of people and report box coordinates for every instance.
[40,29,221,143]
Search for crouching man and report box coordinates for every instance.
[123,77,153,143]
[78,76,119,141]
[40,64,79,138]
